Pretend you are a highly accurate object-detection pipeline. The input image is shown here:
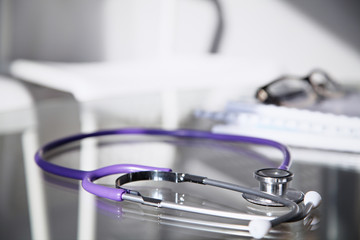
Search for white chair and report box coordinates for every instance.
[0,75,49,240]
[10,56,277,126]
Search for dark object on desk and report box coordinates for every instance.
[255,69,360,117]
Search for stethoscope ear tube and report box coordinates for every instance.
[81,164,172,201]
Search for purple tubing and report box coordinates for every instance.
[35,128,291,201]
[82,164,172,201]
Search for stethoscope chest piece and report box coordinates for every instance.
[243,168,304,206]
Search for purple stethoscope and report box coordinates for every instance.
[35,128,321,239]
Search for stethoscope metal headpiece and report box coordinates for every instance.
[243,168,304,206]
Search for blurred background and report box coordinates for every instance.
[2,0,360,87]
[1,1,360,240]
[2,0,360,139]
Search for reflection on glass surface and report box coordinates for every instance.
[40,135,322,239]
[1,99,359,240]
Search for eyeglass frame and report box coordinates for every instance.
[255,69,344,106]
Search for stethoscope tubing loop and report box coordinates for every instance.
[34,127,299,239]
[35,128,291,180]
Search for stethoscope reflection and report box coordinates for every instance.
[96,187,320,239]
[44,173,319,239]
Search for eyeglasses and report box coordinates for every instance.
[255,69,344,107]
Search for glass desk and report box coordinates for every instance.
[0,97,359,240]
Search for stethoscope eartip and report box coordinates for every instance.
[248,219,271,239]
[304,191,322,208]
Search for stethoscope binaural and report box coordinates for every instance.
[35,128,321,239]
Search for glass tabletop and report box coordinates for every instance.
[0,96,359,240]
